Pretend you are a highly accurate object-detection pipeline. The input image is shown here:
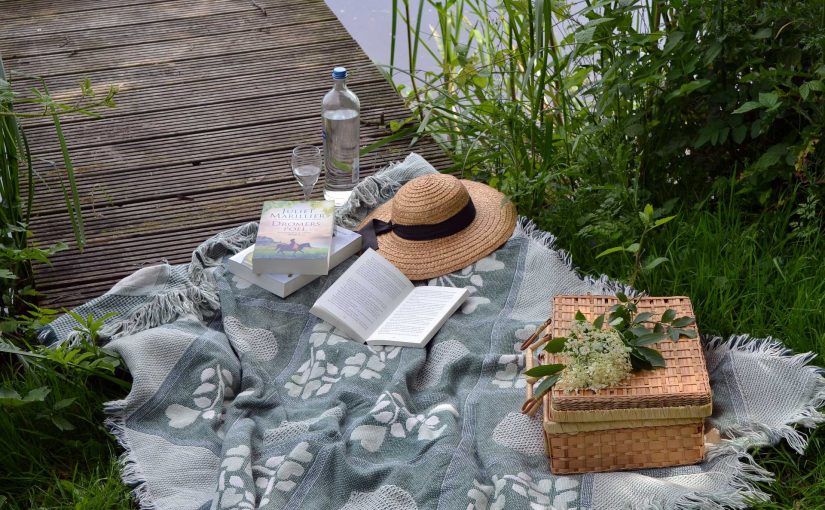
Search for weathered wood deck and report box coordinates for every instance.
[0,0,448,308]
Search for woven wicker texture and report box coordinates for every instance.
[546,422,705,475]
[543,416,697,434]
[357,174,517,280]
[548,295,711,416]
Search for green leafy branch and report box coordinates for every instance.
[595,203,675,287]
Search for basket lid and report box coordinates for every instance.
[543,295,712,423]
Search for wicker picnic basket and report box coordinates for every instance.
[524,295,712,475]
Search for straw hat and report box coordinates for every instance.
[357,174,517,280]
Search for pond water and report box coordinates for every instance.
[323,0,443,84]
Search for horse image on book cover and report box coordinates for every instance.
[252,200,335,275]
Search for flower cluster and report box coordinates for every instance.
[556,319,632,392]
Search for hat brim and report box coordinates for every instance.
[357,180,517,280]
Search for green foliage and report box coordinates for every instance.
[596,203,676,287]
[0,347,131,508]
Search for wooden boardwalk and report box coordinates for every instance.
[0,0,449,308]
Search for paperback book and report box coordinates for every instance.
[228,227,362,298]
[310,249,468,347]
[252,200,335,275]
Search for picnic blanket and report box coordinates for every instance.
[41,153,825,510]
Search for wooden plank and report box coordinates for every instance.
[0,0,174,21]
[5,18,349,78]
[0,0,288,39]
[20,53,384,136]
[27,142,449,245]
[25,95,409,210]
[26,106,409,203]
[0,4,335,58]
[24,81,399,154]
[12,40,370,123]
[27,112,419,213]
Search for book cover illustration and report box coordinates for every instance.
[252,200,335,274]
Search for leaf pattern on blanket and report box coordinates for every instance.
[467,472,580,510]
[215,442,315,509]
[492,325,537,389]
[284,323,400,400]
[349,391,459,452]
[165,365,234,435]
[428,253,505,314]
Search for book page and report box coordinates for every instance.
[367,286,468,347]
[310,249,413,342]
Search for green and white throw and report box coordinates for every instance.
[41,154,825,510]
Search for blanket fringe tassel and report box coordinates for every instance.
[104,399,158,510]
[705,335,825,454]
[512,217,637,297]
[100,222,259,341]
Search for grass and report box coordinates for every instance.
[0,354,131,509]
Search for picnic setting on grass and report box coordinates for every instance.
[2,1,824,509]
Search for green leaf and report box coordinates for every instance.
[533,373,561,399]
[0,269,17,280]
[758,92,780,110]
[596,246,626,258]
[732,124,748,144]
[752,27,772,39]
[23,386,50,402]
[629,325,649,336]
[680,329,698,339]
[661,309,677,323]
[732,101,762,114]
[0,388,22,401]
[635,332,667,346]
[667,79,711,101]
[544,337,567,354]
[615,292,629,303]
[625,243,640,254]
[662,31,684,55]
[643,257,669,271]
[593,314,604,330]
[575,311,586,321]
[51,416,75,431]
[643,204,654,219]
[632,312,655,324]
[672,317,696,328]
[630,351,653,370]
[800,80,824,100]
[575,26,596,45]
[609,316,624,327]
[524,363,565,378]
[653,215,676,227]
[636,346,666,368]
[54,398,76,410]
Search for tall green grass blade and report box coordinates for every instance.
[390,0,398,69]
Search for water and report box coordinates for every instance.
[293,164,321,192]
[322,108,360,205]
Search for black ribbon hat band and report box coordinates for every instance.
[358,199,477,250]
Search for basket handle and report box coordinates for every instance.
[520,321,553,416]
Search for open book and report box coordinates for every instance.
[309,249,468,347]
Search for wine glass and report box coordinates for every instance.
[292,145,321,200]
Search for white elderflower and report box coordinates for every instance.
[557,319,632,393]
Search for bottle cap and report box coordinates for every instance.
[332,67,348,79]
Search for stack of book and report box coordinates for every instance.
[226,200,470,348]
[227,200,362,298]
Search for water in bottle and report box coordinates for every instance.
[322,67,360,206]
